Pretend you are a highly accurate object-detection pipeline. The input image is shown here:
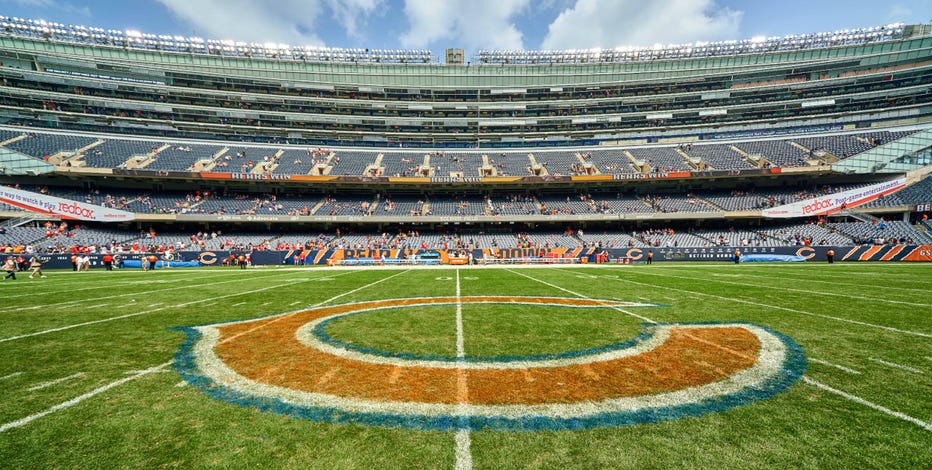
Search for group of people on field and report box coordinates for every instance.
[2,256,47,280]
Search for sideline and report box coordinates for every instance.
[1,270,355,343]
[564,268,932,338]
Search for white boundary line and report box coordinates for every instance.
[27,373,84,391]
[508,269,657,323]
[808,358,861,375]
[675,268,932,294]
[574,269,931,338]
[629,269,931,308]
[0,362,171,433]
[0,372,23,381]
[216,270,411,346]
[454,269,472,470]
[15,270,299,311]
[1,272,348,344]
[802,376,931,431]
[868,357,923,374]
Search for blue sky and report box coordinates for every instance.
[1,0,929,55]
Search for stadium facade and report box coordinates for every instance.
[0,16,930,263]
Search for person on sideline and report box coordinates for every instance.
[2,257,17,280]
[28,256,47,278]
[646,250,653,265]
[734,249,741,264]
[826,249,835,264]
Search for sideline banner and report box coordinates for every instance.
[0,186,135,222]
[762,177,907,218]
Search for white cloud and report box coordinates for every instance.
[156,0,384,46]
[399,0,530,51]
[542,0,743,50]
[156,0,326,45]
[325,0,384,40]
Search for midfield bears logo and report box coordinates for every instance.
[173,297,805,431]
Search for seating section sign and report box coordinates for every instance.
[0,186,135,222]
[762,177,907,218]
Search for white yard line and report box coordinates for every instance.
[231,302,247,307]
[453,269,472,470]
[0,372,23,381]
[676,268,932,294]
[454,430,472,470]
[579,269,931,338]
[631,270,931,308]
[2,271,241,298]
[14,270,305,312]
[27,373,84,392]
[0,276,330,344]
[455,269,466,358]
[802,376,931,431]
[868,357,923,374]
[508,269,657,323]
[289,301,301,306]
[0,362,171,433]
[809,358,861,375]
[217,270,410,346]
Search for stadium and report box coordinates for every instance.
[0,7,930,468]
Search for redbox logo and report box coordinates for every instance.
[58,202,94,219]
[802,199,833,214]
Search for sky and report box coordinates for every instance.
[1,0,929,57]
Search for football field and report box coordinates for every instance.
[1,263,929,468]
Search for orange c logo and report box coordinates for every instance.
[174,296,804,431]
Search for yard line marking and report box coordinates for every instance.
[455,430,472,470]
[231,302,247,307]
[27,373,84,391]
[868,358,923,374]
[455,269,466,358]
[0,270,243,299]
[11,270,307,312]
[454,269,472,470]
[809,358,861,375]
[148,302,164,307]
[85,304,109,309]
[0,362,171,433]
[0,274,344,344]
[289,301,301,306]
[632,270,931,308]
[218,270,410,346]
[677,268,931,294]
[260,302,272,307]
[508,269,657,323]
[802,376,931,432]
[0,372,23,381]
[581,270,931,338]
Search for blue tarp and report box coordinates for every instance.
[741,254,807,262]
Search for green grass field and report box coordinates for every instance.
[1,263,929,468]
